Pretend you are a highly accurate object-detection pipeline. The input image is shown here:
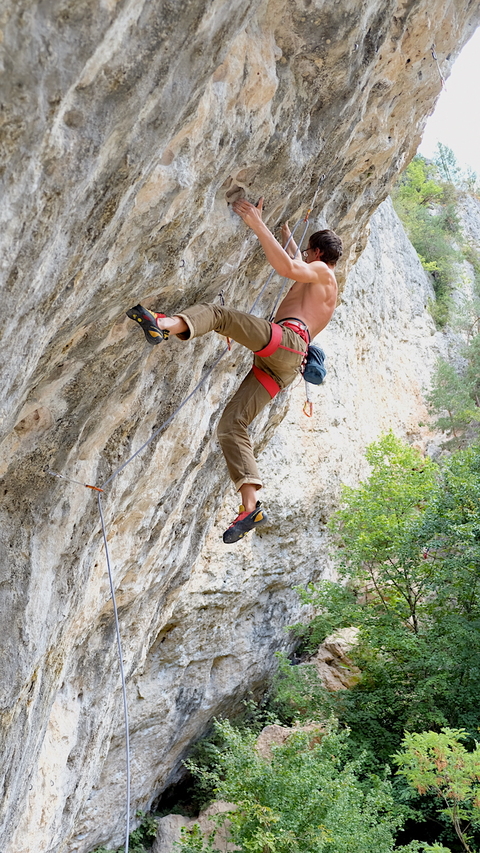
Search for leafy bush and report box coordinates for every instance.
[394,728,480,853]
[179,719,405,853]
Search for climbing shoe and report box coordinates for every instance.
[223,501,268,544]
[126,304,169,345]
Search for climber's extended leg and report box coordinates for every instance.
[216,369,273,543]
[127,302,273,348]
[223,500,268,544]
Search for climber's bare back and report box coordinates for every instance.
[275,263,338,339]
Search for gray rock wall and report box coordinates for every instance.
[1,2,479,851]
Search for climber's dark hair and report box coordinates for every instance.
[309,229,343,265]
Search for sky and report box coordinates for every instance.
[419,26,480,177]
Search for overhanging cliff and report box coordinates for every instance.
[1,2,479,851]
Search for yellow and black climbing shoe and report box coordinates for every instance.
[223,501,268,544]
[126,304,169,345]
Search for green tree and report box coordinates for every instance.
[394,729,480,853]
[394,157,444,214]
[391,152,465,325]
[426,359,477,435]
[465,335,480,407]
[273,439,480,763]
[434,145,463,186]
[328,432,437,633]
[434,144,480,195]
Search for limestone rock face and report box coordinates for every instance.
[1,2,479,852]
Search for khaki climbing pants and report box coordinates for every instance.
[177,303,307,490]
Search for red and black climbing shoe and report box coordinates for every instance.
[223,501,268,544]
[126,304,169,345]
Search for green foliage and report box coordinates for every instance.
[270,651,331,725]
[175,823,216,852]
[425,359,479,435]
[398,844,452,853]
[425,236,480,433]
[173,437,480,853]
[287,580,358,656]
[272,437,480,765]
[434,144,463,187]
[179,719,404,853]
[434,144,480,196]
[127,813,158,852]
[394,729,480,853]
[465,335,480,406]
[393,157,444,212]
[391,149,475,326]
[327,432,438,640]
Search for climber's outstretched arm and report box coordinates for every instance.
[232,197,318,284]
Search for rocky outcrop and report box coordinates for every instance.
[1,2,479,852]
[255,722,324,760]
[307,628,361,691]
[153,802,238,853]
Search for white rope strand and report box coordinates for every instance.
[98,492,131,853]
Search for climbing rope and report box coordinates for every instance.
[98,493,131,852]
[48,176,325,851]
[431,43,447,90]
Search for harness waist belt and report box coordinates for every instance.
[277,317,311,342]
[278,320,310,346]
[253,321,309,399]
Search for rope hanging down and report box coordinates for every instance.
[431,43,447,90]
[48,175,325,852]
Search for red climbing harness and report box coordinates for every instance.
[255,323,284,358]
[253,321,308,398]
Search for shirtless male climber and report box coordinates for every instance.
[126,198,342,544]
